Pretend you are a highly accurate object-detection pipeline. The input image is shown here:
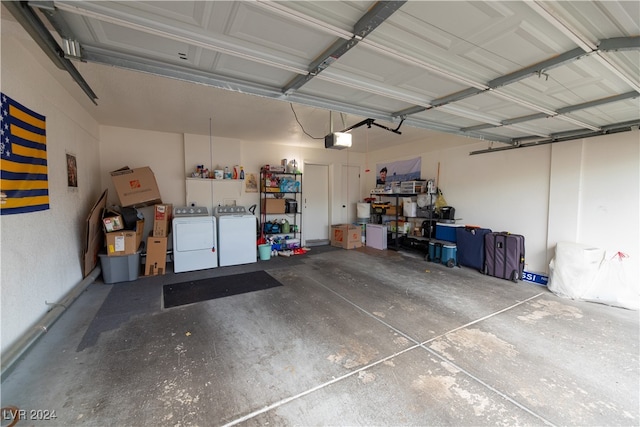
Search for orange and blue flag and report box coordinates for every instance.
[1,92,49,215]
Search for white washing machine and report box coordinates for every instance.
[214,205,257,267]
[172,206,217,273]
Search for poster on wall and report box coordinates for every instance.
[376,157,421,185]
[66,152,78,188]
[0,92,49,215]
[245,173,258,193]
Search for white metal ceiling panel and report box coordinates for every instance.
[331,43,470,100]
[413,110,485,129]
[540,1,640,41]
[453,91,542,120]
[297,77,416,116]
[470,126,533,141]
[210,52,295,89]
[225,2,338,62]
[9,0,635,152]
[568,98,640,127]
[499,56,638,110]
[521,116,585,135]
[368,1,581,83]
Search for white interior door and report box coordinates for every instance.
[303,163,329,245]
[339,164,361,224]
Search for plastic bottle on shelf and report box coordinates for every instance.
[239,166,245,179]
[224,166,230,179]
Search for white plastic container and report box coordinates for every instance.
[366,224,387,250]
[403,201,417,217]
[357,202,370,219]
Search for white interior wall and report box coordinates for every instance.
[1,21,102,354]
[367,131,640,278]
[101,129,365,241]
[573,132,639,259]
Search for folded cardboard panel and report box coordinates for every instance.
[83,190,108,277]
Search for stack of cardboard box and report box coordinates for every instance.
[97,166,163,283]
[100,212,145,284]
[144,204,172,276]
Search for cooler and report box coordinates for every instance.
[435,222,463,242]
[428,240,457,268]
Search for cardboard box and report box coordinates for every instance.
[331,224,362,249]
[262,198,286,214]
[106,231,139,256]
[153,203,173,237]
[105,219,144,256]
[110,166,162,207]
[102,210,124,232]
[145,236,168,276]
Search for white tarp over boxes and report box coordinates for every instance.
[548,241,638,310]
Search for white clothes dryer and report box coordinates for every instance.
[214,205,257,267]
[172,206,217,273]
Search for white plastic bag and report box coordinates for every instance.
[549,242,639,310]
[584,252,638,310]
[548,242,605,299]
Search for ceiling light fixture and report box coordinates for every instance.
[324,117,404,149]
[324,132,352,149]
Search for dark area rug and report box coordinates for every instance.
[163,270,283,308]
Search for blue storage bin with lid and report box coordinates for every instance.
[435,222,463,243]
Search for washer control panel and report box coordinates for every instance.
[215,205,247,215]
[174,206,210,217]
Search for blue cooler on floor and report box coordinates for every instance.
[428,239,457,268]
[435,222,463,242]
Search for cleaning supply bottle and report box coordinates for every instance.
[282,219,290,234]
[239,166,245,179]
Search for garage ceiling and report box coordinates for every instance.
[5,1,640,154]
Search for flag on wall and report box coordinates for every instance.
[1,92,49,215]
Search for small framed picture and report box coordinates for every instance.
[66,153,78,187]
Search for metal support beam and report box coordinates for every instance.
[556,91,638,115]
[282,1,406,95]
[430,87,486,108]
[4,1,98,104]
[471,119,640,155]
[487,47,586,89]
[460,92,637,133]
[392,105,428,117]
[599,37,640,52]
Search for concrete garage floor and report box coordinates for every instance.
[1,245,638,426]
